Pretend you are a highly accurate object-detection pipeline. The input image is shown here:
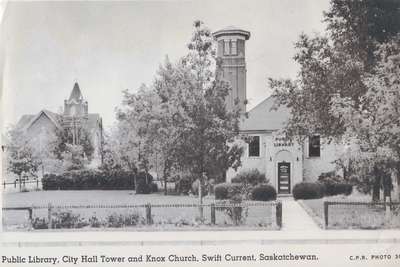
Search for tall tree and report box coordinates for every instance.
[7,129,40,181]
[331,34,400,200]
[270,0,400,200]
[114,21,244,201]
[271,0,400,141]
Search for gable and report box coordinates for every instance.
[240,96,290,132]
[25,112,59,135]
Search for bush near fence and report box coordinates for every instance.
[42,170,156,191]
[214,183,242,200]
[293,182,325,200]
[230,169,268,185]
[317,171,353,196]
[250,184,277,201]
[9,201,281,230]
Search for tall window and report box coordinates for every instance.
[224,40,230,55]
[308,135,320,157]
[231,40,237,55]
[248,136,260,157]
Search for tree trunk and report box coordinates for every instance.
[372,167,381,202]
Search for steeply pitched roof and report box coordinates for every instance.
[26,110,63,131]
[15,110,62,132]
[68,82,84,101]
[240,96,290,132]
[15,114,35,130]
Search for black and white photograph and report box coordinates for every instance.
[1,1,400,261]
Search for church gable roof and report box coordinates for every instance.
[25,110,63,131]
[68,82,84,102]
[240,96,290,132]
[15,114,35,130]
[16,110,62,133]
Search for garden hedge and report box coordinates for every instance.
[292,182,324,200]
[250,184,277,201]
[317,171,353,196]
[230,169,267,185]
[42,169,154,191]
[214,183,242,200]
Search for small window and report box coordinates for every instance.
[224,40,230,55]
[248,136,260,157]
[309,135,320,157]
[231,40,237,55]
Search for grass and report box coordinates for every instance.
[300,193,400,230]
[2,190,277,231]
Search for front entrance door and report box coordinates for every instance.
[278,162,291,194]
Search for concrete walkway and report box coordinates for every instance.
[281,197,322,231]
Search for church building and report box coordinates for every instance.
[15,82,103,167]
[213,27,343,195]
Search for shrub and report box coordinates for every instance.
[136,180,152,194]
[42,169,136,190]
[250,184,277,201]
[231,169,267,186]
[106,212,144,227]
[32,217,48,229]
[51,210,88,229]
[318,171,353,196]
[293,182,324,200]
[150,182,158,193]
[175,175,194,195]
[191,179,208,196]
[214,183,243,200]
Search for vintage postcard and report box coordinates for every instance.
[1,0,400,266]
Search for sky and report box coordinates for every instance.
[0,0,331,130]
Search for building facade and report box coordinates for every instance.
[14,82,103,168]
[213,27,342,194]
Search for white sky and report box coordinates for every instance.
[1,0,330,130]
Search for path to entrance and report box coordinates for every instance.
[281,197,322,231]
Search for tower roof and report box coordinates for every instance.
[69,82,84,101]
[213,26,250,40]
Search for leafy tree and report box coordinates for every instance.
[269,0,400,200]
[331,34,400,200]
[53,125,94,165]
[271,0,400,141]
[114,21,244,202]
[7,129,40,180]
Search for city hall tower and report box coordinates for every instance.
[213,26,250,113]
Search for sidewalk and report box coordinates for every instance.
[280,198,322,231]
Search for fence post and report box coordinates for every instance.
[276,201,282,229]
[211,203,216,225]
[36,179,39,189]
[385,196,391,224]
[324,202,329,229]
[48,203,53,229]
[145,203,152,225]
[28,207,33,228]
[14,180,16,188]
[3,181,5,189]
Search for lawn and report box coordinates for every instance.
[2,190,277,231]
[300,193,400,230]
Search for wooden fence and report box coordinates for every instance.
[2,179,42,191]
[323,200,400,229]
[3,201,282,230]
